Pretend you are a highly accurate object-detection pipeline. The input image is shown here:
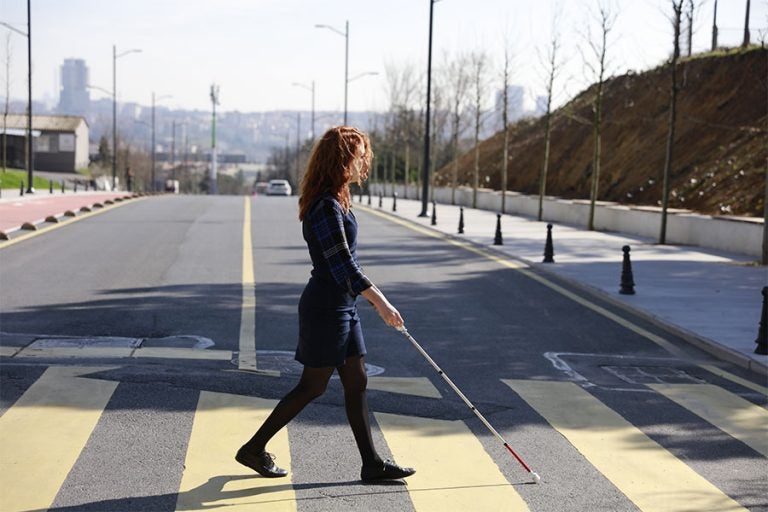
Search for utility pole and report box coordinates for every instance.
[742,0,751,47]
[209,84,220,195]
[711,0,718,51]
[420,0,436,217]
[25,0,33,193]
[171,120,176,181]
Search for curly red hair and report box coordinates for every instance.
[298,126,372,221]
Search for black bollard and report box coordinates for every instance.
[543,223,555,263]
[378,191,383,208]
[755,287,768,355]
[493,213,503,245]
[619,245,636,295]
[367,190,371,206]
[85,181,89,192]
[20,180,24,196]
[458,207,464,234]
[74,181,78,192]
[49,180,53,194]
[61,180,65,193]
[431,201,437,226]
[359,188,363,203]
[393,192,397,212]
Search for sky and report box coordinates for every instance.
[1,0,766,114]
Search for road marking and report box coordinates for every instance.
[0,196,143,250]
[0,366,118,512]
[367,376,443,398]
[647,383,768,457]
[360,206,763,392]
[239,196,258,371]
[176,391,295,511]
[503,379,747,512]
[374,411,530,511]
[698,364,768,396]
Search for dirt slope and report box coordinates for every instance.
[435,47,767,218]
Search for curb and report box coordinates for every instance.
[359,203,768,379]
[0,193,144,247]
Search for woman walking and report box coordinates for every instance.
[236,126,415,482]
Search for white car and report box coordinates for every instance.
[266,179,292,196]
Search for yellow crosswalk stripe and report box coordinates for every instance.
[374,411,530,511]
[367,376,442,399]
[698,364,768,397]
[176,391,295,511]
[503,380,747,512]
[0,366,118,512]
[648,383,768,457]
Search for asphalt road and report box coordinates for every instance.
[1,194,766,512]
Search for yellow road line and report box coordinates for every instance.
[367,376,443,399]
[360,206,762,390]
[239,196,258,371]
[503,379,747,512]
[0,196,144,250]
[374,411,530,511]
[176,391,295,511]
[648,383,768,457]
[0,366,118,511]
[698,364,768,396]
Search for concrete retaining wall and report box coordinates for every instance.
[370,183,763,258]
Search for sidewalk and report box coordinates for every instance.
[0,190,133,234]
[359,195,768,377]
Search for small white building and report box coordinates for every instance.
[2,114,89,172]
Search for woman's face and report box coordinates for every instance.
[350,143,366,184]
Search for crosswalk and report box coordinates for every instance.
[0,365,765,512]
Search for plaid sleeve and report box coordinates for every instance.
[309,199,372,296]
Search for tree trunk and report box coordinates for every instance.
[588,81,603,231]
[660,2,683,244]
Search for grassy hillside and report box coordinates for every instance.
[435,46,766,218]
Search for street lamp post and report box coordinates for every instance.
[420,0,437,217]
[112,45,141,191]
[151,92,172,192]
[292,81,315,140]
[1,5,33,194]
[315,20,349,124]
[209,84,220,195]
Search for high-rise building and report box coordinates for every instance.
[57,59,90,116]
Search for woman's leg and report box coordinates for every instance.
[242,365,334,453]
[337,356,382,467]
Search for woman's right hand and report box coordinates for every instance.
[361,285,405,329]
[376,300,404,329]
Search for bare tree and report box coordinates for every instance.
[660,0,684,244]
[445,50,470,205]
[537,25,563,221]
[763,30,767,264]
[470,50,489,209]
[499,34,514,214]
[685,0,695,56]
[2,32,11,173]
[582,2,617,231]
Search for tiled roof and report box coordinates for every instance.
[2,114,87,131]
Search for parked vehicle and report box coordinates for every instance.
[266,179,292,196]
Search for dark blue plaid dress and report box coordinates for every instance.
[295,194,372,368]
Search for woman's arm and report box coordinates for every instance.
[361,284,404,328]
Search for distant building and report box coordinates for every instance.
[2,114,89,172]
[57,59,90,117]
[534,95,548,116]
[495,85,525,122]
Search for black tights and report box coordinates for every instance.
[242,356,382,467]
